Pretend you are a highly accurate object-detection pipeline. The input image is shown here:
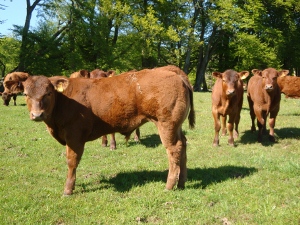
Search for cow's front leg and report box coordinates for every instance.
[110,133,116,150]
[268,114,277,142]
[64,144,84,195]
[212,110,221,146]
[227,115,235,146]
[221,115,227,136]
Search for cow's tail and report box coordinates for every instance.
[187,85,195,129]
[177,68,195,129]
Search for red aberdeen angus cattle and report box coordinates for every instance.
[247,68,289,142]
[6,65,195,195]
[2,72,29,106]
[277,73,300,98]
[211,69,249,146]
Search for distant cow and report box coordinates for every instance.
[90,69,116,79]
[247,68,289,142]
[69,69,90,78]
[2,72,29,106]
[211,69,249,146]
[6,65,195,195]
[277,74,300,98]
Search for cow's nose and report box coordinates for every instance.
[30,111,44,121]
[265,84,273,90]
[226,89,235,96]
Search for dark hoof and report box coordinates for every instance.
[268,135,275,142]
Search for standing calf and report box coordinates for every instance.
[247,68,289,142]
[6,66,195,195]
[212,69,249,146]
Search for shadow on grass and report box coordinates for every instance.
[127,133,162,148]
[79,165,257,193]
[239,127,300,146]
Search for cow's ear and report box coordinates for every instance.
[239,71,249,80]
[278,70,289,77]
[212,72,222,79]
[50,77,69,92]
[251,69,262,76]
[4,80,24,93]
[79,69,90,78]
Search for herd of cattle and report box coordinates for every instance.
[0,66,298,195]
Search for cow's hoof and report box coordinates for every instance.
[268,135,275,142]
[63,190,73,196]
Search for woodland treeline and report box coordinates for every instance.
[0,0,300,91]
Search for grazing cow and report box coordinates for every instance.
[69,69,90,78]
[277,74,300,98]
[6,65,195,195]
[2,72,29,106]
[247,68,289,142]
[211,69,249,146]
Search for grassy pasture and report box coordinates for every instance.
[0,92,299,225]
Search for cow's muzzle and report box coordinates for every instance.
[226,89,236,97]
[30,111,44,121]
[265,85,273,92]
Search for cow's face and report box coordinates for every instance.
[255,68,289,93]
[213,70,249,98]
[22,76,57,121]
[2,92,11,106]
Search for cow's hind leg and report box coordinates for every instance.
[64,144,84,195]
[102,135,108,147]
[158,125,187,190]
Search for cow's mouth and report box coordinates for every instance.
[265,87,273,92]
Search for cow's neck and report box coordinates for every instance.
[43,92,67,145]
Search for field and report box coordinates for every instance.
[0,92,299,225]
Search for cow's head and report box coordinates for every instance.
[252,68,289,92]
[5,76,69,121]
[2,92,12,106]
[213,70,249,98]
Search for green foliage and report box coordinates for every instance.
[230,33,282,71]
[0,93,299,224]
[0,37,21,75]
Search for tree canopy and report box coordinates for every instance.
[1,0,300,91]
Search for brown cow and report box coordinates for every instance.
[2,72,29,106]
[6,65,195,195]
[247,68,289,142]
[277,74,300,98]
[69,69,90,78]
[211,69,249,146]
[90,69,116,79]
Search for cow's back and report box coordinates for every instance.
[61,68,192,137]
[278,76,300,98]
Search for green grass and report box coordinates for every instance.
[0,92,299,225]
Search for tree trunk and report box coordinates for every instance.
[194,26,219,92]
[18,0,41,72]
